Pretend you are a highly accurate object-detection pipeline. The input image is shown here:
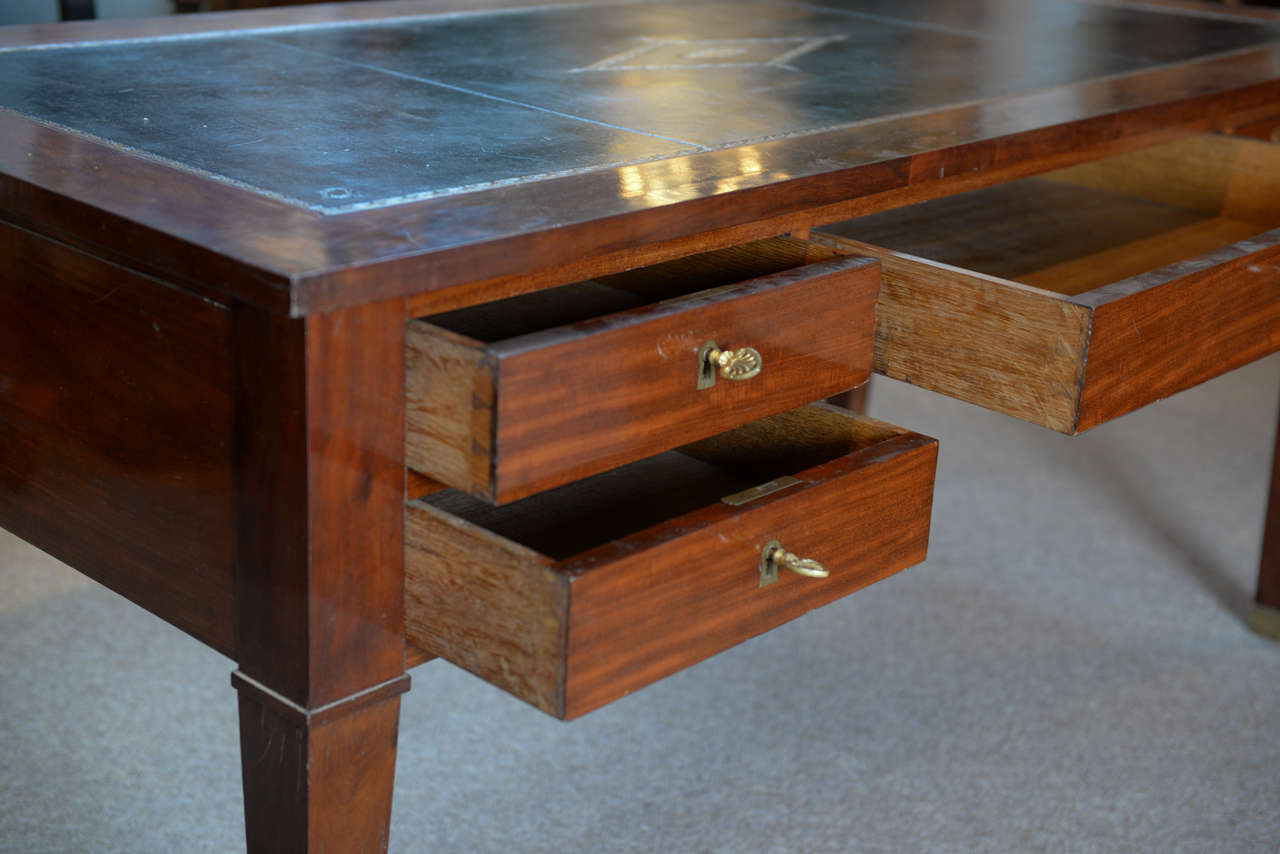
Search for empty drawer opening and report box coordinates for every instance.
[824,134,1280,296]
[418,235,835,341]
[414,403,902,562]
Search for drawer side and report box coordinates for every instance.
[814,234,1091,433]
[406,324,496,496]
[405,500,568,717]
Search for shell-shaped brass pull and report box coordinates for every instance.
[759,540,829,587]
[698,341,763,389]
[712,346,763,380]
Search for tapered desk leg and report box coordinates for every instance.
[232,300,410,852]
[1253,380,1280,641]
[233,672,409,852]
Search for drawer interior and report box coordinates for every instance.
[829,134,1280,296]
[415,404,899,562]
[419,235,838,341]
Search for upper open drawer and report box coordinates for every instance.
[816,134,1280,434]
[407,237,878,503]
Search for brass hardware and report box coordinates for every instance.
[698,340,762,389]
[758,539,829,588]
[722,476,803,507]
[1249,603,1280,642]
[711,346,763,381]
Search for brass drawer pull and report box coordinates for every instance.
[698,340,763,389]
[759,539,829,588]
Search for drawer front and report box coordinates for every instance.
[408,249,879,503]
[817,134,1280,434]
[405,405,937,719]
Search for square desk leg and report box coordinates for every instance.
[1253,373,1280,641]
[1253,378,1280,640]
[231,300,410,852]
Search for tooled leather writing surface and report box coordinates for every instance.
[2,0,1279,315]
[1,0,1276,214]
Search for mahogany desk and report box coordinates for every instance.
[2,1,1279,850]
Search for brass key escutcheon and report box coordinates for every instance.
[698,340,762,389]
[758,540,829,588]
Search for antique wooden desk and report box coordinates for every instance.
[2,1,1279,850]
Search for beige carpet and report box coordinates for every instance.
[3,355,1279,853]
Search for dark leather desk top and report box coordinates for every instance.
[3,0,1277,214]
[2,0,1279,313]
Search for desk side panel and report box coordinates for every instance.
[0,221,236,655]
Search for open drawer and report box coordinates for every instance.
[407,237,878,503]
[405,404,937,719]
[816,134,1280,433]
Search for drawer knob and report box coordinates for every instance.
[759,539,829,588]
[698,340,762,389]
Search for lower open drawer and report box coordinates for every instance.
[405,404,937,719]
[817,134,1280,433]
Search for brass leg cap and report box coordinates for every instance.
[1247,603,1280,642]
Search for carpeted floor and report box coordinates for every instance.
[2,356,1279,854]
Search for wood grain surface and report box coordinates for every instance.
[2,5,1279,315]
[405,325,495,500]
[404,502,565,714]
[405,404,937,719]
[1076,232,1280,430]
[233,299,407,707]
[234,673,410,854]
[407,240,878,503]
[811,234,1094,434]
[3,1,1278,847]
[1228,113,1280,142]
[232,299,410,852]
[1258,384,1280,612]
[0,221,236,654]
[1044,134,1280,222]
[817,134,1280,433]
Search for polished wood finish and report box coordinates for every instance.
[1142,0,1280,16]
[3,2,1279,848]
[210,0,345,8]
[817,134,1280,433]
[0,221,236,654]
[1229,113,1280,141]
[1258,385,1280,614]
[233,300,407,705]
[234,672,410,854]
[407,239,879,503]
[403,221,854,319]
[1075,239,1280,431]
[232,299,408,852]
[3,5,1280,316]
[406,404,937,719]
